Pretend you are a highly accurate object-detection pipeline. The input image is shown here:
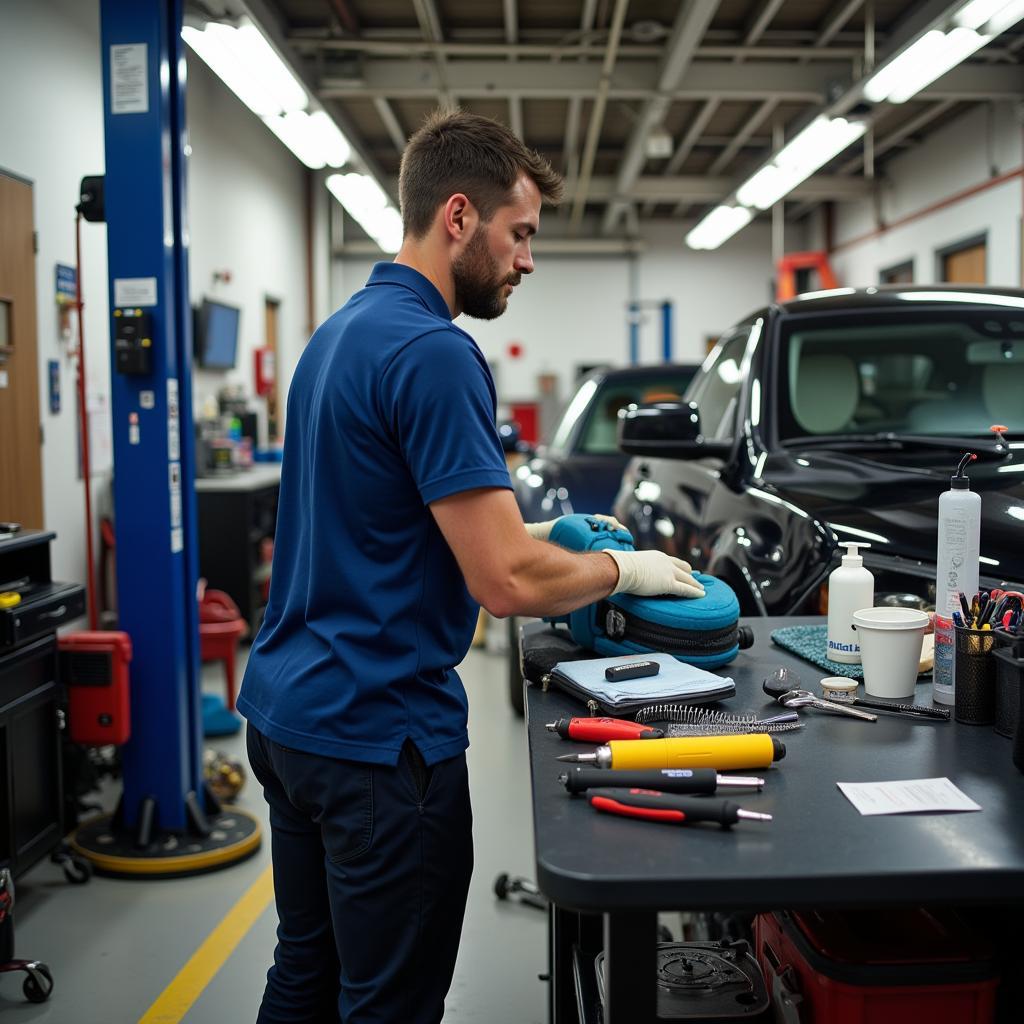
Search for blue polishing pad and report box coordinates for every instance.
[202,693,242,737]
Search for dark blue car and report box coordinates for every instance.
[512,364,699,522]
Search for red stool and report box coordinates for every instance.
[199,589,248,712]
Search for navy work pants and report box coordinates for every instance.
[246,725,474,1023]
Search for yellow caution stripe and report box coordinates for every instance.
[138,862,274,1023]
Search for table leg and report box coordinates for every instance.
[602,911,657,1024]
[549,903,577,1024]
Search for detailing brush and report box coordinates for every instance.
[635,704,803,735]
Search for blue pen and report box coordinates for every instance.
[952,610,965,628]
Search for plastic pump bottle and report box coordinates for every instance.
[827,542,874,664]
[933,453,981,706]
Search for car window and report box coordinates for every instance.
[778,310,1024,439]
[575,372,697,454]
[690,330,751,441]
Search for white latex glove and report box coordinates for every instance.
[524,513,628,542]
[604,548,705,599]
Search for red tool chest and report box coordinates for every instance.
[58,631,132,746]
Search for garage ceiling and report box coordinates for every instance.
[231,0,1024,237]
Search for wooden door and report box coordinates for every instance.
[942,242,986,284]
[0,172,44,529]
[264,297,280,440]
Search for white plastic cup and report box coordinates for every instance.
[852,608,930,699]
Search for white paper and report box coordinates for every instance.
[114,277,157,308]
[837,777,981,816]
[111,44,148,114]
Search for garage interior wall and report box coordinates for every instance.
[332,220,775,401]
[0,0,314,595]
[823,102,1024,288]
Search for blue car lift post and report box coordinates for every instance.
[70,0,260,876]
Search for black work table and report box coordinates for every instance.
[523,617,1024,1023]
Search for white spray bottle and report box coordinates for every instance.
[933,453,981,706]
[827,542,874,664]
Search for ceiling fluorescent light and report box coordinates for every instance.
[263,111,326,169]
[182,17,307,117]
[326,173,404,253]
[985,0,1024,33]
[735,116,866,210]
[956,0,1011,29]
[864,26,990,104]
[685,206,753,250]
[308,111,351,167]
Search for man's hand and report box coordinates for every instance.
[524,513,628,542]
[604,549,705,599]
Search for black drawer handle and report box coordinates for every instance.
[39,605,67,620]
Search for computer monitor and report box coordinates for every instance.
[194,298,240,370]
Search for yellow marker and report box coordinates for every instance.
[559,733,785,771]
[0,592,21,609]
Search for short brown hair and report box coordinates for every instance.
[399,110,563,239]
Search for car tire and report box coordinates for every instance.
[507,616,524,717]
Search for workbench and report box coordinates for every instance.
[523,617,1024,1024]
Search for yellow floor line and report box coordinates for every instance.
[138,863,275,1024]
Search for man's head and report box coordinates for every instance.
[399,110,563,319]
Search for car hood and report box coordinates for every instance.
[764,448,1024,579]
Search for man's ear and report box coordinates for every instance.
[442,193,477,241]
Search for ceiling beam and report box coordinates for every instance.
[561,0,598,202]
[706,98,777,176]
[743,0,786,47]
[410,0,455,109]
[290,37,874,61]
[836,100,957,174]
[815,0,865,48]
[503,0,523,138]
[569,0,630,231]
[373,97,407,155]
[600,1,720,234]
[318,58,854,102]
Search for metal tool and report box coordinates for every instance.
[819,679,950,721]
[588,789,772,827]
[560,766,764,795]
[762,668,876,721]
[635,704,802,735]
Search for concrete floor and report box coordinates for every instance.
[3,641,546,1023]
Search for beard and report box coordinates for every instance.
[452,227,521,320]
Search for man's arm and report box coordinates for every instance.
[430,488,701,618]
[430,488,616,618]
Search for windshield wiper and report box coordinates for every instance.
[781,432,1008,456]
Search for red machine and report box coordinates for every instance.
[755,909,998,1023]
[775,250,839,301]
[58,631,133,746]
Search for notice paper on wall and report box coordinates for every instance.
[837,777,981,816]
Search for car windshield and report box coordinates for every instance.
[569,372,695,454]
[777,308,1024,443]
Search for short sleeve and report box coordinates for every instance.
[382,329,512,505]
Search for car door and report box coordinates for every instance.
[622,329,753,565]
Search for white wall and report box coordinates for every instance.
[0,0,311,592]
[331,221,774,407]
[827,102,1023,288]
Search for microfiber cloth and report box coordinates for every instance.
[552,653,735,709]
[770,624,928,682]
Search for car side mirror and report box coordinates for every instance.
[618,401,731,459]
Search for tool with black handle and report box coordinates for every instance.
[560,766,764,795]
[546,717,665,742]
[587,788,772,828]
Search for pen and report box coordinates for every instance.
[952,611,965,629]
[959,592,973,621]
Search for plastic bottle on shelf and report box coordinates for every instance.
[933,453,981,706]
[827,542,874,664]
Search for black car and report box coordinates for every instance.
[512,363,698,523]
[614,286,1024,616]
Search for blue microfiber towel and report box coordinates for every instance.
[771,624,928,682]
[202,693,242,737]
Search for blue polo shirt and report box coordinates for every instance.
[237,263,512,766]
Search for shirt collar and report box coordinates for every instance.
[366,262,453,321]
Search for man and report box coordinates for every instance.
[237,110,703,1024]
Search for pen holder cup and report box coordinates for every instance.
[954,628,996,725]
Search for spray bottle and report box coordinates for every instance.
[827,542,874,664]
[933,453,981,705]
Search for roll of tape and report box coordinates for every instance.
[821,676,857,702]
[0,591,22,609]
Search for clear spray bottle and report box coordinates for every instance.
[933,453,981,706]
